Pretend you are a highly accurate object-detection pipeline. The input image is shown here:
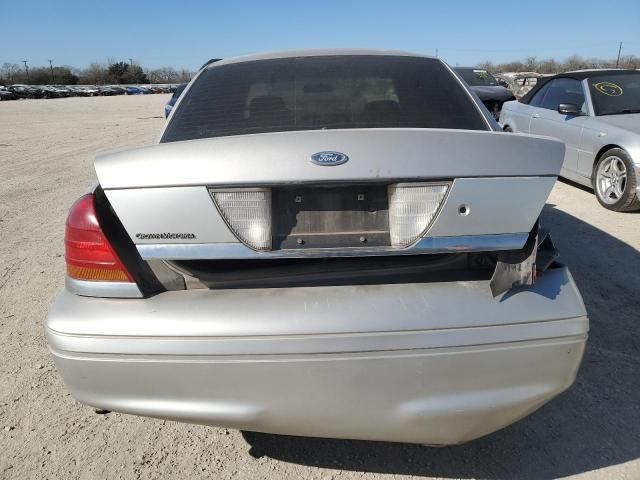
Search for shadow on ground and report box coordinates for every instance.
[240,203,640,479]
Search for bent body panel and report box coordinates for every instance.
[47,266,588,444]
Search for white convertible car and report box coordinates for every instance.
[500,69,640,211]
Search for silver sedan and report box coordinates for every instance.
[46,50,587,446]
[500,69,640,211]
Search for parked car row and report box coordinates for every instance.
[0,84,176,100]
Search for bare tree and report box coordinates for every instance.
[147,67,180,83]
[482,54,640,74]
[1,62,21,84]
[538,58,559,74]
[523,56,538,71]
[477,60,495,72]
[177,68,194,83]
[81,62,107,85]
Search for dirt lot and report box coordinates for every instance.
[0,95,638,480]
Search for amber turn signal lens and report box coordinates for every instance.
[65,194,134,282]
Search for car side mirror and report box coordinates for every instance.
[558,103,585,116]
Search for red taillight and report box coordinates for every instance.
[65,194,134,282]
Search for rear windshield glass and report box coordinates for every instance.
[455,68,499,87]
[162,55,487,142]
[588,73,640,116]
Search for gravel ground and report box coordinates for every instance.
[0,95,638,480]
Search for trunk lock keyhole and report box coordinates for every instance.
[459,204,470,216]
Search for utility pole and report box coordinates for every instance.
[129,58,134,66]
[22,60,29,82]
[435,48,438,58]
[48,59,54,83]
[615,42,623,68]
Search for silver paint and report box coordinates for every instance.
[47,267,587,444]
[96,129,564,190]
[500,85,640,189]
[65,276,143,298]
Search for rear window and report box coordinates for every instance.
[588,73,640,115]
[454,68,499,87]
[162,55,487,142]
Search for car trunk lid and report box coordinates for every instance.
[95,129,563,259]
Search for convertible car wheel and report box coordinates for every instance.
[594,148,640,212]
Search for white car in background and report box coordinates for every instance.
[500,69,640,211]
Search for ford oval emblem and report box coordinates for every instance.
[310,151,349,166]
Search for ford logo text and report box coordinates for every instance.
[310,151,349,166]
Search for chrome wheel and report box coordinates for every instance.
[596,156,627,205]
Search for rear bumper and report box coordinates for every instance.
[46,267,588,445]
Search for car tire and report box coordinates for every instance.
[593,148,640,212]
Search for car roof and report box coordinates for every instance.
[554,69,636,80]
[520,69,638,104]
[206,49,435,68]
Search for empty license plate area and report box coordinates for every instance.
[272,186,390,249]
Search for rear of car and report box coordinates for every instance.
[454,67,515,120]
[46,51,588,445]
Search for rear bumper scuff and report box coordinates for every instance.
[46,266,588,444]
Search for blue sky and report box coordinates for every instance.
[2,0,639,70]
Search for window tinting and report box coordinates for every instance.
[454,68,499,87]
[162,56,487,142]
[529,82,551,107]
[588,73,640,115]
[540,78,585,111]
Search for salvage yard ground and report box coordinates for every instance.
[0,95,638,480]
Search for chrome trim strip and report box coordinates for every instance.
[65,276,143,298]
[136,233,528,260]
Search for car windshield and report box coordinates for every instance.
[162,55,487,142]
[455,68,499,87]
[588,73,640,115]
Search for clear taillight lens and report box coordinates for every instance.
[211,189,272,250]
[388,183,449,247]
